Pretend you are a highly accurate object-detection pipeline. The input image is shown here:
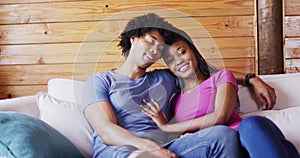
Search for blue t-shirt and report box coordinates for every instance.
[82,69,178,152]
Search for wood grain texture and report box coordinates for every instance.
[0,85,47,99]
[0,58,254,98]
[0,0,257,99]
[285,0,300,16]
[0,16,253,45]
[0,37,254,65]
[286,59,300,73]
[0,59,254,86]
[285,38,300,59]
[0,0,253,24]
[257,0,283,74]
[285,16,300,38]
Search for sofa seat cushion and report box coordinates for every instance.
[241,105,300,152]
[0,112,83,158]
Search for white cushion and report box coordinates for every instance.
[48,78,85,105]
[239,73,300,113]
[37,92,92,158]
[241,106,300,152]
[0,95,39,118]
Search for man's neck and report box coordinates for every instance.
[114,61,147,80]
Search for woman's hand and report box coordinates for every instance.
[140,98,168,128]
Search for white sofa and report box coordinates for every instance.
[1,73,300,157]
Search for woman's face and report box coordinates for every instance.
[163,40,199,79]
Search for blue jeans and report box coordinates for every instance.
[93,125,245,158]
[238,115,300,158]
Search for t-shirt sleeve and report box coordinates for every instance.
[214,69,238,92]
[82,73,110,108]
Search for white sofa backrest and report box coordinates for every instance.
[238,73,300,114]
[48,78,85,105]
[48,73,300,114]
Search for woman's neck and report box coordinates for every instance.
[182,71,207,94]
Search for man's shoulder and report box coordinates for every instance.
[148,69,174,77]
[85,71,113,86]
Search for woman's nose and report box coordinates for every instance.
[175,55,184,65]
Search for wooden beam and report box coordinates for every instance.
[257,0,284,74]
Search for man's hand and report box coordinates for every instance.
[138,140,178,158]
[249,76,276,110]
[144,148,178,158]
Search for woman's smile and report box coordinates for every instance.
[178,62,190,72]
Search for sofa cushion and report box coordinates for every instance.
[48,78,85,105]
[239,73,300,114]
[0,112,83,158]
[37,92,92,157]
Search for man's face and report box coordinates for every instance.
[130,31,165,68]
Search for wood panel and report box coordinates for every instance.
[285,0,300,16]
[0,59,254,86]
[0,58,254,98]
[285,16,300,37]
[0,0,256,99]
[285,0,300,73]
[0,37,254,65]
[0,1,104,24]
[285,38,300,59]
[0,16,253,45]
[286,59,300,73]
[0,0,253,24]
[0,0,84,4]
[0,85,47,99]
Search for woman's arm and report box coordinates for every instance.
[85,101,176,157]
[141,83,237,133]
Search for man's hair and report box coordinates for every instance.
[118,13,175,58]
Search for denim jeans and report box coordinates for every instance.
[93,125,245,158]
[238,115,300,158]
[163,125,245,158]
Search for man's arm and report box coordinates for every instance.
[85,101,177,158]
[232,71,276,110]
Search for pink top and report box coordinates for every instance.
[173,69,242,130]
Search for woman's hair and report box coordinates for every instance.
[118,13,175,58]
[164,28,217,78]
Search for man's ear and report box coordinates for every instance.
[130,37,135,44]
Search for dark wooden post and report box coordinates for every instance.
[257,0,284,74]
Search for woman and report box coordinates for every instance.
[140,28,299,158]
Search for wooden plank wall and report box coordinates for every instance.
[285,0,300,73]
[0,0,255,99]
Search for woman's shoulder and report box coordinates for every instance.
[211,69,234,78]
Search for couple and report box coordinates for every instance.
[82,13,299,158]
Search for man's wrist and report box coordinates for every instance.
[245,73,256,87]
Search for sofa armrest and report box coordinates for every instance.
[238,73,300,114]
[0,95,39,118]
